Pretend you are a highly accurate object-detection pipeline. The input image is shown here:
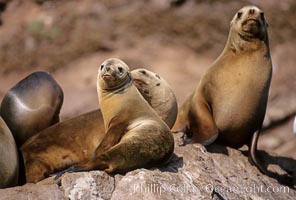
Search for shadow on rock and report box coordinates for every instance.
[239,149,296,188]
[159,153,184,173]
[258,150,295,188]
[205,144,229,156]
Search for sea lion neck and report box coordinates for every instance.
[99,75,132,94]
[224,27,270,57]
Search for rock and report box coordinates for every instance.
[112,169,202,199]
[0,183,65,200]
[61,171,115,200]
[0,133,295,199]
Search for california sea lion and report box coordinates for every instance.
[21,68,176,183]
[172,6,291,183]
[21,110,105,183]
[0,71,63,147]
[0,117,19,188]
[131,68,178,128]
[52,58,174,177]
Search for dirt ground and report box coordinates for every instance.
[0,0,295,159]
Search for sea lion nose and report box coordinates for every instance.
[106,66,110,71]
[249,9,255,15]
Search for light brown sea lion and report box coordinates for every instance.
[21,110,105,183]
[21,68,177,183]
[0,117,19,188]
[0,71,63,147]
[131,68,178,128]
[173,6,293,185]
[52,58,174,177]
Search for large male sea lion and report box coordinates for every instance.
[0,71,63,147]
[0,117,19,188]
[172,6,293,184]
[52,58,174,177]
[21,68,177,183]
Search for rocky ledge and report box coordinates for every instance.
[0,133,295,200]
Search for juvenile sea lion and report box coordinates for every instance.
[172,6,291,184]
[52,58,174,177]
[21,68,176,183]
[131,68,178,128]
[0,71,63,147]
[0,117,19,188]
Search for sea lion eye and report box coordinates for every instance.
[100,65,104,70]
[260,12,264,20]
[118,66,123,73]
[237,12,242,19]
[140,70,146,75]
[155,74,161,80]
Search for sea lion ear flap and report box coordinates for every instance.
[230,18,234,27]
[230,20,233,27]
[265,19,269,28]
[260,12,269,28]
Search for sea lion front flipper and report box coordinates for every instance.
[172,94,193,133]
[50,123,126,178]
[50,158,109,179]
[92,122,126,157]
[187,100,218,146]
[50,166,78,180]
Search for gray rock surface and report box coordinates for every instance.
[0,183,66,200]
[0,133,295,200]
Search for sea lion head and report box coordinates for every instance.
[98,58,131,90]
[131,69,163,98]
[231,5,268,41]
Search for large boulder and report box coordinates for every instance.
[0,134,295,199]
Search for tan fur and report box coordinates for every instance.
[172,6,284,182]
[20,110,105,183]
[173,6,296,186]
[173,5,271,147]
[51,58,174,177]
[21,67,175,183]
[131,68,178,128]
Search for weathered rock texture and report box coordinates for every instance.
[0,134,295,200]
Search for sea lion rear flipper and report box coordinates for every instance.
[50,166,74,180]
[249,130,295,186]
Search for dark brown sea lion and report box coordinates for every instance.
[0,71,63,147]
